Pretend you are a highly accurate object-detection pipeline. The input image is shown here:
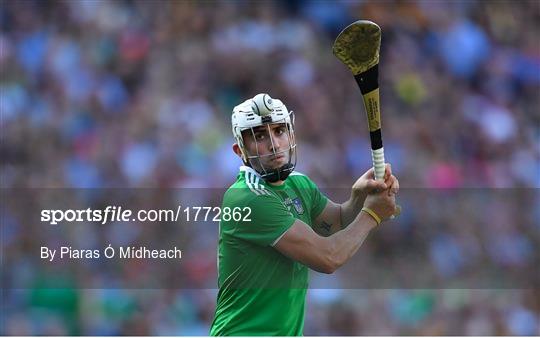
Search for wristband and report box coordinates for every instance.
[361,207,382,225]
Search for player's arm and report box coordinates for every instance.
[313,196,368,237]
[311,200,341,236]
[274,189,397,274]
[313,164,398,236]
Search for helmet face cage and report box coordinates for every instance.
[238,111,297,182]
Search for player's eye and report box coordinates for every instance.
[275,127,286,135]
[254,133,266,141]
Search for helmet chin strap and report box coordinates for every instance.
[245,157,295,183]
[260,163,294,183]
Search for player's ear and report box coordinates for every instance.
[233,143,250,165]
[232,143,243,157]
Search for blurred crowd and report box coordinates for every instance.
[1,0,539,335]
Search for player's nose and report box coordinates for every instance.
[269,133,283,152]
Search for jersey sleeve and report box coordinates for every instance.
[304,176,328,220]
[230,194,296,247]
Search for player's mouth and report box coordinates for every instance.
[267,154,287,167]
[271,154,286,161]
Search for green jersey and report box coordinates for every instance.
[210,166,328,336]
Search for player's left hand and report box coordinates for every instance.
[352,163,399,197]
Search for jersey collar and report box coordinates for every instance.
[239,165,262,179]
[240,165,291,190]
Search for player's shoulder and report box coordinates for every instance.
[288,170,317,188]
[288,170,308,179]
[223,167,277,205]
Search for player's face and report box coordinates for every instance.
[243,123,292,170]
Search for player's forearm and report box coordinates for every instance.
[321,211,377,273]
[339,192,366,228]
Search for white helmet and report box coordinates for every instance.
[232,93,296,182]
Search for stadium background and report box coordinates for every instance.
[1,0,539,335]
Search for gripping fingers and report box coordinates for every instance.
[387,175,399,196]
[388,176,400,219]
[384,163,392,180]
[390,205,402,219]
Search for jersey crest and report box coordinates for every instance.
[292,197,305,215]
